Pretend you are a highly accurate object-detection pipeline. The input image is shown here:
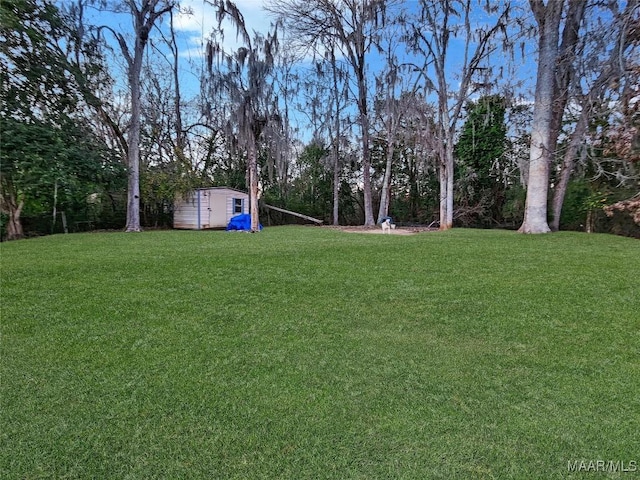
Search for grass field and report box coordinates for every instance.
[1,227,638,479]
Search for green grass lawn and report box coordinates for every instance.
[1,227,638,479]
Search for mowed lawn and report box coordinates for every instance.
[1,227,638,479]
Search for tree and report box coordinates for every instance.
[454,95,508,226]
[296,34,351,225]
[289,142,333,220]
[0,0,108,239]
[384,97,439,225]
[103,0,174,232]
[550,0,640,231]
[519,0,587,233]
[205,0,282,232]
[63,0,129,163]
[1,114,124,240]
[405,0,514,230]
[373,34,409,224]
[325,38,350,226]
[268,0,394,226]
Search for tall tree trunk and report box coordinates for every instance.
[550,110,589,231]
[51,179,58,234]
[435,59,455,231]
[437,122,455,230]
[331,45,341,226]
[169,9,186,165]
[5,194,24,241]
[437,152,455,230]
[444,145,454,230]
[354,21,375,227]
[585,209,594,233]
[114,0,173,233]
[547,0,587,163]
[377,140,395,223]
[519,0,564,234]
[248,139,260,232]
[360,92,375,226]
[125,46,143,232]
[439,159,447,229]
[333,144,340,226]
[550,0,631,230]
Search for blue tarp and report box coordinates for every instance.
[226,214,263,231]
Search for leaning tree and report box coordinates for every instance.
[549,0,639,232]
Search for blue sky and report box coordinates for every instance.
[74,0,277,98]
[173,0,274,59]
[82,1,536,82]
[73,0,538,141]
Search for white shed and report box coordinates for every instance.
[173,187,249,230]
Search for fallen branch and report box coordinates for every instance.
[263,203,324,224]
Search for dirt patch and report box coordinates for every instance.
[324,225,437,235]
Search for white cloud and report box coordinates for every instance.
[174,0,274,57]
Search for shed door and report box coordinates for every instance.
[199,191,211,229]
[209,193,228,228]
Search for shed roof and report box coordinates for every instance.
[194,186,248,195]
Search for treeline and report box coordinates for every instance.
[1,0,638,240]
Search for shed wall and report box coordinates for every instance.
[173,188,248,229]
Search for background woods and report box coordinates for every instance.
[1,0,639,239]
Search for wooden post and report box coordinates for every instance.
[263,204,323,224]
[61,211,68,234]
